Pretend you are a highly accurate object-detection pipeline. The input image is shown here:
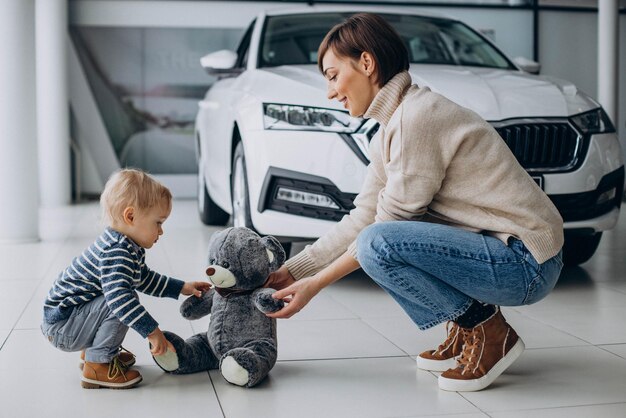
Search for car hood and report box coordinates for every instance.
[256,65,599,121]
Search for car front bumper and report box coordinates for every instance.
[242,129,367,239]
[244,129,624,240]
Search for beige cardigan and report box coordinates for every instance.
[285,71,563,280]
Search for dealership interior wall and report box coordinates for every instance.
[0,0,624,243]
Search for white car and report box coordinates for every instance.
[195,7,624,265]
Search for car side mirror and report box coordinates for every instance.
[200,50,241,76]
[513,56,541,75]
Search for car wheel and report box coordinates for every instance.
[231,142,254,229]
[562,232,602,266]
[198,163,229,226]
[231,142,293,254]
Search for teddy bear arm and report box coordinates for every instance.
[252,288,284,314]
[180,289,214,320]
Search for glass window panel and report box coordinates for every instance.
[260,13,514,70]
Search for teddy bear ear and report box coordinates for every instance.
[261,235,286,270]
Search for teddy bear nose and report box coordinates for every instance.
[206,267,216,276]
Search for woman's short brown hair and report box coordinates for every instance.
[317,13,409,87]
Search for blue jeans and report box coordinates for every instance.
[357,221,563,330]
[41,296,129,363]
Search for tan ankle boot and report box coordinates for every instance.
[417,321,464,371]
[79,347,136,370]
[81,357,142,389]
[438,309,524,392]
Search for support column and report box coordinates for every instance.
[598,0,619,124]
[36,0,71,207]
[0,0,39,243]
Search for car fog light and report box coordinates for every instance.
[276,187,339,209]
[596,188,616,205]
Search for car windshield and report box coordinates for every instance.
[259,12,514,70]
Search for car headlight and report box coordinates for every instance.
[569,108,615,134]
[263,103,363,133]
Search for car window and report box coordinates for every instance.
[236,19,255,68]
[259,13,514,70]
[260,13,345,67]
[437,22,512,68]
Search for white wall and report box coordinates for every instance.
[0,0,39,242]
[539,10,625,163]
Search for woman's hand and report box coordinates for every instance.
[264,265,296,290]
[266,276,321,319]
[267,252,359,319]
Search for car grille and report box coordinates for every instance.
[492,121,582,172]
[345,119,584,173]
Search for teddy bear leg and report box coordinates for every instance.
[220,353,250,386]
[153,331,219,374]
[220,339,277,388]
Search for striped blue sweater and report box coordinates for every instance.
[43,227,184,338]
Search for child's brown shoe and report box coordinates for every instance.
[438,309,525,392]
[416,321,464,371]
[81,357,142,389]
[79,347,136,370]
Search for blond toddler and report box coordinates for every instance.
[41,169,209,389]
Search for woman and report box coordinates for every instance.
[266,13,563,392]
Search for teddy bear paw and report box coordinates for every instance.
[153,348,180,372]
[221,356,249,386]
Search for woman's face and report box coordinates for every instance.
[322,49,380,117]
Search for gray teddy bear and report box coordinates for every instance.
[152,227,286,387]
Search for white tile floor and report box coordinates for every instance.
[1,199,625,418]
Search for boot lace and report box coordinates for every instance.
[435,321,460,355]
[107,356,129,381]
[457,327,484,375]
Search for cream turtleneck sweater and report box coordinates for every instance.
[285,71,563,279]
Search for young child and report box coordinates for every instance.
[41,168,210,389]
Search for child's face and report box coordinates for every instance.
[127,202,171,249]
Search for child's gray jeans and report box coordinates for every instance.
[41,296,129,363]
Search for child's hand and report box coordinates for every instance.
[148,328,175,356]
[181,281,211,297]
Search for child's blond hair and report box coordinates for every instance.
[100,169,172,225]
